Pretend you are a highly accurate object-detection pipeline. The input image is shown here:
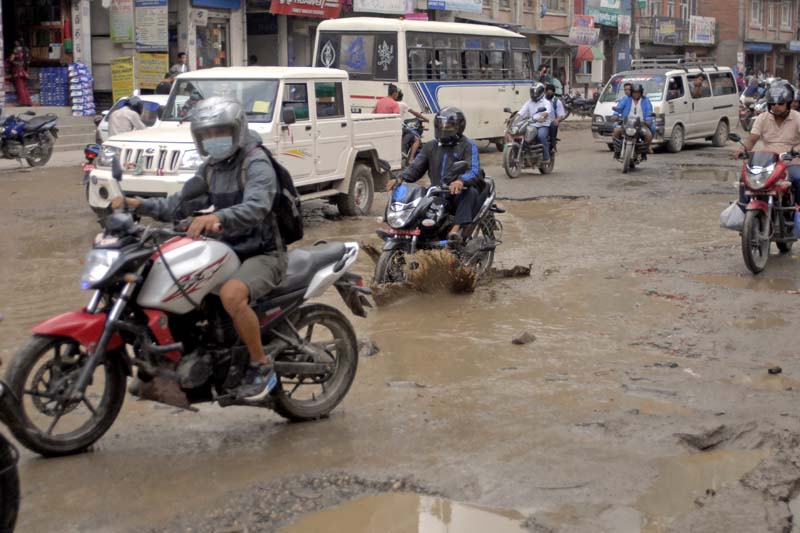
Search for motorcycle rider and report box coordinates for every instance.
[397,90,428,164]
[111,97,287,400]
[732,84,800,206]
[517,82,554,163]
[612,83,654,159]
[545,82,567,154]
[612,82,633,114]
[388,106,482,245]
[107,96,146,138]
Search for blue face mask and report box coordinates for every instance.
[203,137,234,159]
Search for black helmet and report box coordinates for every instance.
[631,83,644,95]
[127,96,143,114]
[766,85,793,117]
[434,106,466,146]
[530,83,545,102]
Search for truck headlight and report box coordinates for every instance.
[593,115,604,124]
[179,149,202,170]
[97,146,120,167]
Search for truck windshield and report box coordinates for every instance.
[600,74,666,103]
[162,79,279,122]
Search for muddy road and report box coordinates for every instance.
[2,126,800,532]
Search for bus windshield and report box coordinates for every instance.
[163,79,280,122]
[600,74,666,103]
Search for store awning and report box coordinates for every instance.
[576,45,605,61]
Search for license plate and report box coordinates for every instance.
[83,164,96,172]
[387,228,421,236]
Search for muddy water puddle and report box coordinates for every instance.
[692,273,798,292]
[673,167,738,182]
[636,449,771,532]
[281,493,525,533]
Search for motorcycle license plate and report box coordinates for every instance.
[387,228,421,236]
[83,164,96,172]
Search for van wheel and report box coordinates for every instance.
[712,120,729,147]
[667,124,684,153]
[337,163,374,216]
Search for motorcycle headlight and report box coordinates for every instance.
[80,249,121,289]
[386,203,415,229]
[625,127,637,136]
[179,149,202,170]
[594,115,604,124]
[746,164,775,190]
[97,146,120,167]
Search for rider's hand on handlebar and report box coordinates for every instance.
[187,214,222,238]
[449,179,464,195]
[110,196,141,211]
[731,147,747,160]
[387,178,401,192]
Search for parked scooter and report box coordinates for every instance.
[613,116,649,173]
[726,133,798,274]
[0,111,58,167]
[374,160,503,284]
[502,107,555,178]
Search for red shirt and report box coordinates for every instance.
[374,96,400,114]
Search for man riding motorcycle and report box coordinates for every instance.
[111,97,287,400]
[388,106,482,245]
[517,82,554,163]
[612,83,654,159]
[108,96,146,138]
[545,82,567,154]
[732,84,800,206]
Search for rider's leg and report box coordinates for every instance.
[788,165,800,205]
[549,123,558,152]
[409,136,421,163]
[612,126,623,158]
[448,187,480,239]
[537,126,551,161]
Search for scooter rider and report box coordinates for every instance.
[107,96,146,138]
[518,82,554,162]
[732,84,800,206]
[111,97,288,400]
[545,82,567,153]
[612,83,654,159]
[388,106,482,245]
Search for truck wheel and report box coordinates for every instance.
[337,164,374,216]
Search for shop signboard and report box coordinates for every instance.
[111,0,135,44]
[135,0,168,51]
[574,15,595,28]
[138,53,169,89]
[790,41,800,52]
[584,0,618,26]
[688,16,715,45]
[654,16,681,45]
[427,0,482,13]
[270,0,342,18]
[568,26,600,46]
[111,56,136,102]
[618,14,631,34]
[354,0,414,14]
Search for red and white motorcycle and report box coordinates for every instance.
[0,160,371,457]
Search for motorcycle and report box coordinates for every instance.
[0,111,58,167]
[613,116,649,174]
[401,118,424,168]
[0,157,372,457]
[373,160,503,284]
[563,93,596,119]
[728,133,798,274]
[502,107,555,178]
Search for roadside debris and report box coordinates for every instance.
[512,331,537,345]
[358,339,380,358]
[768,367,783,375]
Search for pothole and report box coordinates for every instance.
[672,167,738,182]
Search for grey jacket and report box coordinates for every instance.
[137,130,281,258]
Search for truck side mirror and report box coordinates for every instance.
[281,108,297,127]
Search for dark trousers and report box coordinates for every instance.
[549,123,559,149]
[448,186,481,226]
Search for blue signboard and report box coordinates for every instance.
[744,42,773,53]
[191,0,240,8]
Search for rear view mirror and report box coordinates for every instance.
[181,176,209,202]
[111,155,123,182]
[503,107,512,113]
[281,108,297,125]
[728,133,742,143]
[451,161,469,175]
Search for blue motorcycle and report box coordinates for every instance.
[1,111,58,167]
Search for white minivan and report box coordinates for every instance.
[591,59,739,153]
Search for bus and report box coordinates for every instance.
[313,17,534,148]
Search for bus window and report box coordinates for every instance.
[436,50,463,80]
[340,35,375,78]
[462,50,481,79]
[408,49,429,80]
[485,50,506,79]
[512,51,532,79]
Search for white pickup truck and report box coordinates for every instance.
[88,67,401,216]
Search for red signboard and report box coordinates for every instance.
[269,0,341,18]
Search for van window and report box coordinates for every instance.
[600,74,666,103]
[315,82,345,118]
[283,83,310,121]
[667,76,685,101]
[710,72,737,96]
[688,74,712,99]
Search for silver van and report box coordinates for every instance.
[591,58,739,153]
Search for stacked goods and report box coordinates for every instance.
[68,62,95,116]
[39,67,68,106]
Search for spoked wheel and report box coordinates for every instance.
[742,210,771,274]
[25,138,54,167]
[503,142,522,179]
[466,218,497,279]
[5,335,126,456]
[272,305,358,421]
[374,249,408,284]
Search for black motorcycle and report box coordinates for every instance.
[374,161,503,284]
[401,118,424,168]
[613,116,649,174]
[502,107,556,178]
[0,111,58,167]
[563,93,596,119]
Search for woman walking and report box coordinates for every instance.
[8,39,32,106]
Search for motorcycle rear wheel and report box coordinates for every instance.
[742,210,770,274]
[271,305,358,422]
[5,335,127,457]
[503,142,522,179]
[26,141,54,167]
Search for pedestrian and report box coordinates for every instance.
[155,73,173,95]
[374,84,401,114]
[8,39,31,106]
[170,52,190,76]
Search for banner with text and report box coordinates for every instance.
[269,0,342,19]
[111,0,135,44]
[354,0,414,14]
[427,0,482,12]
[584,0,618,26]
[568,26,600,46]
[138,52,169,89]
[688,16,715,45]
[135,0,168,51]
[111,56,136,101]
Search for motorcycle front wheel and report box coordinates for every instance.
[5,335,127,457]
[742,210,771,274]
[503,142,523,179]
[622,141,634,174]
[374,249,408,284]
[271,304,358,422]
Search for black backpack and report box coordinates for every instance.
[236,145,304,246]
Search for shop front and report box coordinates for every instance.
[268,0,342,67]
[744,42,773,75]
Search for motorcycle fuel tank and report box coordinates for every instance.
[137,237,241,314]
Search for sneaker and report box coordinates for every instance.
[236,363,278,400]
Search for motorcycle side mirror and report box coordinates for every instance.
[180,176,209,202]
[728,133,742,143]
[111,155,123,182]
[377,159,391,171]
[503,107,512,113]
[451,161,469,175]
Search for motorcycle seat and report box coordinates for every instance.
[269,242,347,296]
[25,114,58,131]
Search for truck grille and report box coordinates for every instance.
[121,147,182,173]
